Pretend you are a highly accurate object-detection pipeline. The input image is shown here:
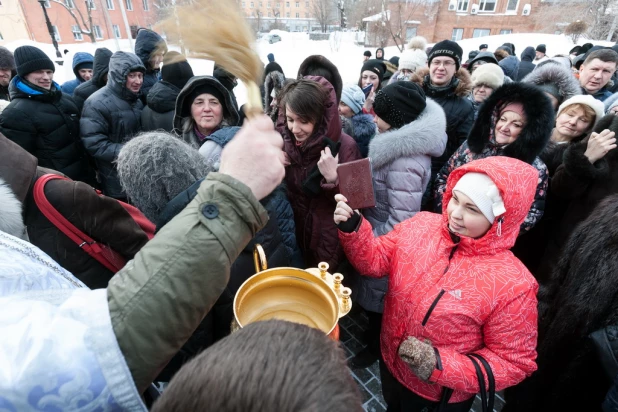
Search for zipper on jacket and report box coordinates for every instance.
[434,347,443,371]
[422,289,445,326]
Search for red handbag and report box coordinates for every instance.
[33,174,155,273]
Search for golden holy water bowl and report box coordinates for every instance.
[233,245,352,339]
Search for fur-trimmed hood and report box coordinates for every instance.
[0,177,25,239]
[263,70,286,110]
[468,82,554,164]
[368,98,447,169]
[522,61,582,104]
[414,67,472,98]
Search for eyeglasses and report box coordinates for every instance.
[431,60,456,68]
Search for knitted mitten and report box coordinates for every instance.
[398,336,436,381]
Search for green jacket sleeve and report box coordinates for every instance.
[107,173,269,393]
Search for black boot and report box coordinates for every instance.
[350,346,378,369]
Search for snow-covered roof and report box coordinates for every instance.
[363,10,390,22]
[405,20,421,24]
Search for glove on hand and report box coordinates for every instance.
[398,336,436,381]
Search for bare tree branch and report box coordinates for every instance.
[51,0,96,42]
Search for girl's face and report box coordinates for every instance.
[374,115,391,133]
[338,101,354,118]
[495,110,525,145]
[447,190,492,239]
[361,70,380,91]
[555,106,593,141]
[286,105,315,143]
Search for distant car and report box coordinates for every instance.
[266,34,282,44]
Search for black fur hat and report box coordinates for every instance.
[468,82,554,164]
[0,47,15,73]
[297,55,343,102]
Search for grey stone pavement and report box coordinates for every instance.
[340,305,505,412]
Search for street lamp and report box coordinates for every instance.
[38,0,63,58]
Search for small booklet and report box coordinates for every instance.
[337,158,375,210]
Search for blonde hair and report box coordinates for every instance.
[560,103,597,124]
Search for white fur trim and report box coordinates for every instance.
[406,36,427,51]
[399,49,427,72]
[0,178,26,239]
[470,64,505,89]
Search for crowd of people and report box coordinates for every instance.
[1,28,618,411]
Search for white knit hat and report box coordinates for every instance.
[452,172,506,224]
[470,63,505,90]
[557,94,605,126]
[399,49,427,72]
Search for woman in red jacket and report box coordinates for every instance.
[277,76,361,269]
[334,156,539,411]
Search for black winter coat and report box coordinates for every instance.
[0,77,94,184]
[141,80,178,132]
[80,52,145,198]
[135,29,166,98]
[73,47,113,114]
[154,178,290,381]
[516,47,537,81]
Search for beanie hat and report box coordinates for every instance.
[14,46,55,77]
[389,56,400,68]
[162,51,194,90]
[536,44,546,54]
[341,84,365,115]
[479,44,489,50]
[453,172,505,224]
[0,47,16,71]
[361,59,386,79]
[428,40,463,71]
[399,49,427,72]
[468,50,480,60]
[557,94,605,126]
[267,53,275,63]
[373,81,426,129]
[471,63,504,90]
[501,102,527,122]
[364,50,372,57]
[185,84,227,117]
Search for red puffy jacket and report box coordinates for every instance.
[339,156,539,403]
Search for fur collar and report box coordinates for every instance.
[414,67,472,98]
[368,98,447,170]
[0,177,26,239]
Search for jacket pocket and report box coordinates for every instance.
[422,289,445,326]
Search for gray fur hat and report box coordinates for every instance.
[521,61,582,106]
[116,131,212,222]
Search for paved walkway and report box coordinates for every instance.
[340,305,505,412]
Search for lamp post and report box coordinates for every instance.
[38,0,62,58]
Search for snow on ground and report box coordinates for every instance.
[2,31,612,107]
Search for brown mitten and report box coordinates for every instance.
[398,336,436,381]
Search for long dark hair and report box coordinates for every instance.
[279,79,328,126]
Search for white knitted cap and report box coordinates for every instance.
[398,49,428,72]
[557,94,605,126]
[452,172,506,224]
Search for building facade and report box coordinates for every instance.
[238,0,340,32]
[18,0,156,44]
[0,0,31,44]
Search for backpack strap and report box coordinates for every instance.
[33,174,125,273]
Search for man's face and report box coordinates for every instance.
[429,57,457,87]
[125,71,143,93]
[579,58,617,94]
[25,69,54,90]
[78,68,93,82]
[535,51,545,60]
[0,68,11,87]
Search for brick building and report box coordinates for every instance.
[363,0,558,46]
[17,0,156,44]
[239,0,339,32]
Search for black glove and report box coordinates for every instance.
[337,212,361,233]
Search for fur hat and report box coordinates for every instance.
[341,84,365,115]
[407,36,428,51]
[522,61,582,106]
[117,131,212,223]
[471,63,504,89]
[373,81,426,129]
[558,95,605,125]
[297,55,343,102]
[398,49,428,72]
[13,46,55,77]
[0,47,16,72]
[468,82,554,164]
[428,40,463,71]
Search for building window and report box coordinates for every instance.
[43,0,51,7]
[242,1,245,6]
[259,1,262,6]
[93,25,103,39]
[295,1,299,6]
[499,29,512,34]
[65,0,75,9]
[406,27,417,40]
[473,28,491,37]
[451,28,463,41]
[126,0,133,10]
[142,0,148,10]
[52,25,61,41]
[457,0,468,12]
[267,2,270,7]
[86,0,96,9]
[305,1,308,6]
[268,11,271,16]
[506,0,518,12]
[113,24,121,38]
[478,0,496,12]
[276,2,280,7]
[286,11,289,17]
[250,2,254,7]
[106,0,114,10]
[72,25,83,40]
[286,1,289,6]
[295,12,299,17]
[0,32,3,40]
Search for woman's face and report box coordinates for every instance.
[447,190,492,239]
[374,115,391,133]
[495,110,525,145]
[338,101,354,118]
[286,105,315,143]
[555,106,593,141]
[361,70,380,91]
[191,93,224,135]
[472,84,494,103]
